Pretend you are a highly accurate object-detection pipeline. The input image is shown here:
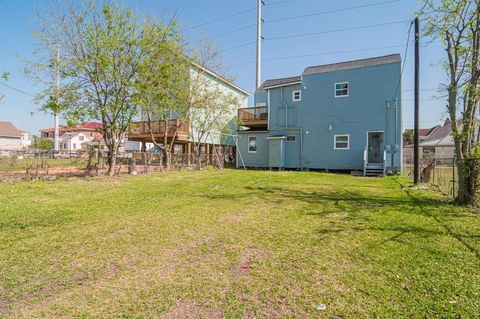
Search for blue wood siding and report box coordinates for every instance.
[238,61,402,171]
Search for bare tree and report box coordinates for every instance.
[424,0,480,205]
[187,41,241,169]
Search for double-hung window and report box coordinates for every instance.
[335,82,349,97]
[292,90,301,102]
[334,134,349,150]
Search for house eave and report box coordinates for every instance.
[263,81,302,90]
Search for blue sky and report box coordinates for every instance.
[0,0,446,136]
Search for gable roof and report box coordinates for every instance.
[0,121,22,138]
[303,54,401,75]
[41,121,103,133]
[258,76,302,91]
[257,54,401,92]
[191,62,250,96]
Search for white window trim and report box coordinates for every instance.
[334,134,350,150]
[292,90,302,102]
[248,136,257,153]
[334,82,349,98]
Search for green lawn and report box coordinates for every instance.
[0,170,478,318]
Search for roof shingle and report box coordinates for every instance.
[0,121,22,138]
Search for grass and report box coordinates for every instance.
[404,165,458,197]
[0,170,478,318]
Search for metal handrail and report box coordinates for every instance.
[363,147,367,176]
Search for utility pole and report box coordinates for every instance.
[54,47,60,151]
[256,0,264,89]
[413,17,420,185]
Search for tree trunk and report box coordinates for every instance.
[107,146,117,177]
[455,157,478,205]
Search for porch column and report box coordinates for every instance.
[187,142,192,166]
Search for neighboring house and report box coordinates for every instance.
[40,121,103,140]
[127,63,249,159]
[0,121,24,150]
[403,118,467,164]
[59,132,92,151]
[236,54,402,176]
[19,130,31,148]
[403,125,439,145]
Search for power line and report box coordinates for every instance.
[265,19,412,41]
[392,20,414,100]
[230,43,412,67]
[184,0,294,31]
[220,41,257,53]
[0,81,36,98]
[265,0,401,24]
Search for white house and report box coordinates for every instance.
[0,121,23,150]
[59,132,92,151]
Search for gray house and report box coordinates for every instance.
[236,54,402,176]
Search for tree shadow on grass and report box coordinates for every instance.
[244,180,479,260]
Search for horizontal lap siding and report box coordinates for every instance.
[266,62,402,170]
[237,132,269,167]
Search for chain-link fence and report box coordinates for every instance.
[403,156,458,198]
[0,149,233,182]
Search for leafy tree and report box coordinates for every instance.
[31,136,54,150]
[403,129,414,145]
[133,20,189,171]
[423,0,480,205]
[33,1,158,176]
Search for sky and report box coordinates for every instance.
[0,0,447,136]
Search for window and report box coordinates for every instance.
[293,90,301,102]
[256,102,267,107]
[89,132,93,137]
[287,136,296,142]
[335,82,349,97]
[248,136,257,153]
[334,134,349,150]
[72,143,77,150]
[79,135,84,141]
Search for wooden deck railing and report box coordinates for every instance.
[127,119,189,142]
[238,106,268,127]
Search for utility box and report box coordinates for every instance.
[268,136,286,169]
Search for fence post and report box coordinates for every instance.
[35,150,40,179]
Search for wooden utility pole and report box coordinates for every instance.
[256,0,264,89]
[413,17,420,184]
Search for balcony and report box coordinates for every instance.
[127,119,189,143]
[238,106,268,129]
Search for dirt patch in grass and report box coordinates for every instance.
[232,245,270,277]
[162,301,224,319]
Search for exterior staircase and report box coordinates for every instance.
[363,148,387,177]
[364,164,385,177]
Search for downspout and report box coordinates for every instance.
[280,86,304,171]
[280,86,288,129]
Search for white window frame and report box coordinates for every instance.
[292,90,302,102]
[334,134,350,150]
[248,136,257,153]
[335,82,349,98]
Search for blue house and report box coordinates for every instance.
[236,54,402,176]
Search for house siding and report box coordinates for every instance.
[0,136,22,150]
[238,59,402,171]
